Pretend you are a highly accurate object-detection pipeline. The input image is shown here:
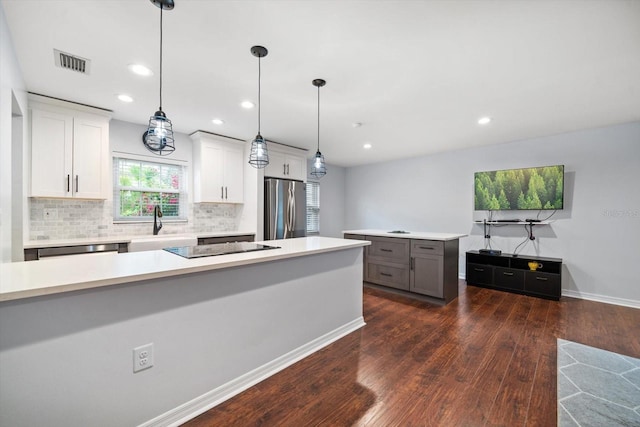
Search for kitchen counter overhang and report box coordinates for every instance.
[1,236,369,302]
[0,236,369,426]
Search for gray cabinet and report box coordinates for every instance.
[344,233,460,304]
[365,236,410,291]
[411,253,444,298]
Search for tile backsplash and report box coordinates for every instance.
[29,199,242,240]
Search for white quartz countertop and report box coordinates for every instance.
[1,237,369,302]
[23,231,256,249]
[343,229,467,241]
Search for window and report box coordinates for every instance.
[113,157,186,221]
[306,181,320,234]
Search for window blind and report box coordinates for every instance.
[306,181,320,234]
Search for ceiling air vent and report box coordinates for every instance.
[54,49,91,74]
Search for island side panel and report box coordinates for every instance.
[0,247,364,427]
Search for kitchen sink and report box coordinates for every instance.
[128,235,198,252]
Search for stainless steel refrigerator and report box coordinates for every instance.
[264,178,307,240]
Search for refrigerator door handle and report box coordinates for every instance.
[286,183,295,238]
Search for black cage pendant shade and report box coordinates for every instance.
[248,45,269,168]
[310,78,327,178]
[143,0,175,156]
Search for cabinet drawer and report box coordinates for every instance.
[466,263,493,286]
[365,261,410,290]
[494,267,524,291]
[367,236,410,263]
[524,271,561,299]
[411,240,444,256]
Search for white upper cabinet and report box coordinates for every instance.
[264,144,307,182]
[29,95,110,199]
[192,132,245,203]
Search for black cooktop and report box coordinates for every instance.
[164,242,280,259]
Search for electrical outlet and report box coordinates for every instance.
[43,209,58,220]
[133,343,154,373]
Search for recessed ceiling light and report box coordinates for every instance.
[241,101,255,109]
[212,118,225,125]
[363,143,372,149]
[352,122,363,128]
[478,116,492,125]
[128,64,153,76]
[117,94,134,103]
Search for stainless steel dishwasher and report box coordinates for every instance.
[24,243,128,260]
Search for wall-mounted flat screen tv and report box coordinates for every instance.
[474,165,564,211]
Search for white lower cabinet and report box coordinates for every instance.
[192,132,245,203]
[30,96,110,199]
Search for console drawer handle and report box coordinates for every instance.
[535,277,548,281]
[380,272,393,277]
[380,248,393,252]
[503,272,514,276]
[474,268,484,272]
[419,246,435,250]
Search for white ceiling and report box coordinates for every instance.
[3,0,640,167]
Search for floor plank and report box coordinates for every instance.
[182,282,640,426]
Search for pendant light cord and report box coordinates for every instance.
[159,7,163,111]
[317,85,321,151]
[258,56,261,134]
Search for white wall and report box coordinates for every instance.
[0,4,27,262]
[345,122,640,307]
[307,160,346,238]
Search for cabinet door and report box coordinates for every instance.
[197,143,225,202]
[223,144,244,203]
[31,109,73,198]
[72,116,108,199]
[411,255,444,298]
[285,154,306,181]
[466,263,493,286]
[264,151,286,179]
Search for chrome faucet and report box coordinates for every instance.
[153,205,163,235]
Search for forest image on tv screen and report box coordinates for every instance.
[474,165,564,211]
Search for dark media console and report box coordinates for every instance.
[466,250,562,300]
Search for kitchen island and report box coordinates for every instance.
[344,229,467,304]
[0,237,369,427]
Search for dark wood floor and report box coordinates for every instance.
[183,282,640,427]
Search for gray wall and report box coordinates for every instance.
[307,160,346,238]
[0,4,27,262]
[0,249,364,426]
[345,122,640,306]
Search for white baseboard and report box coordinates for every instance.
[139,317,366,427]
[561,290,640,309]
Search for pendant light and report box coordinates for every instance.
[310,79,327,178]
[248,46,269,168]
[142,0,175,156]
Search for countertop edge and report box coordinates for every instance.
[343,230,468,241]
[2,237,370,303]
[23,231,257,249]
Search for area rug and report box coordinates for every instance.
[557,339,640,426]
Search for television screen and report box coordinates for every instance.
[474,165,564,211]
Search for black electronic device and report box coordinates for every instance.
[494,219,521,223]
[479,249,502,255]
[525,218,541,223]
